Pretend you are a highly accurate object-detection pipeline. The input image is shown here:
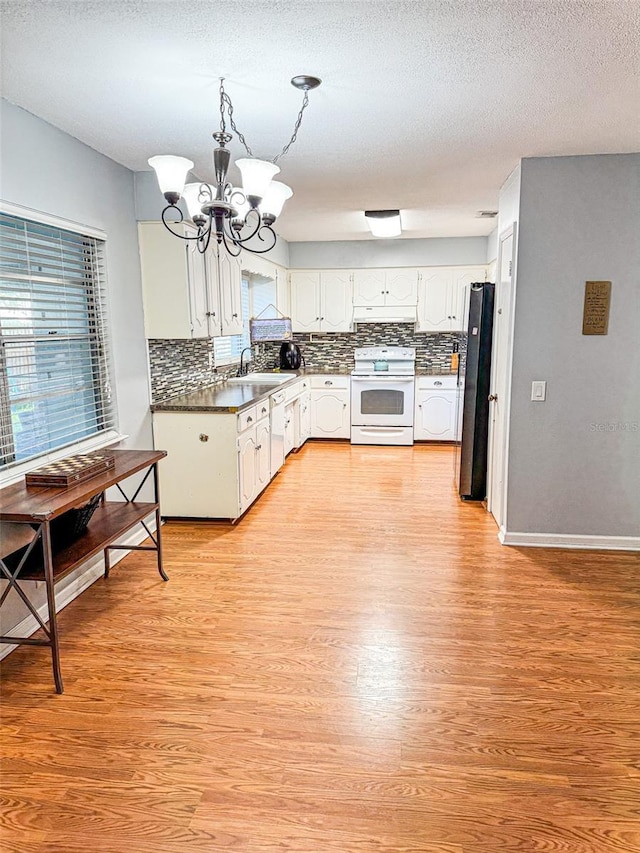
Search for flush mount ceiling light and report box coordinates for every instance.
[364,209,402,238]
[148,75,321,256]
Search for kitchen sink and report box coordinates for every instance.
[227,372,296,384]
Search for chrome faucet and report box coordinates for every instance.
[238,347,253,376]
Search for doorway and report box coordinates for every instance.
[486,223,516,532]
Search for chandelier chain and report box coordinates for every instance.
[218,78,311,163]
[273,90,309,164]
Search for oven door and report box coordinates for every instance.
[351,376,415,427]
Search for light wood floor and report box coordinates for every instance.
[2,443,639,852]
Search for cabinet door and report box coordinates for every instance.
[290,271,321,332]
[255,419,271,494]
[385,268,418,306]
[311,390,350,438]
[320,271,353,332]
[183,226,209,338]
[203,249,222,336]
[219,252,244,336]
[352,269,386,306]
[238,428,257,513]
[138,222,193,339]
[284,402,296,455]
[451,267,485,332]
[415,390,457,440]
[298,393,311,446]
[416,268,454,332]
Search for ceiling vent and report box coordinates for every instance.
[476,210,498,218]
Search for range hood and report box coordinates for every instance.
[352,305,418,323]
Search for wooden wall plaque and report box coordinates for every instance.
[582,281,611,335]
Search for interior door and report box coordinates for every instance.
[487,225,516,529]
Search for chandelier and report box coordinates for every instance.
[148,75,321,256]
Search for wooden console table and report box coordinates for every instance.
[0,449,167,693]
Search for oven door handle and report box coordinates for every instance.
[351,376,415,383]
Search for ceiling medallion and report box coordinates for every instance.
[148,76,321,256]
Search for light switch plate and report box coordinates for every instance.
[531,380,546,401]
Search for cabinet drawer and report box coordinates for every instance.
[237,405,258,432]
[309,374,350,390]
[415,375,457,391]
[256,399,270,421]
[285,380,306,402]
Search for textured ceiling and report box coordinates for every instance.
[1,1,639,242]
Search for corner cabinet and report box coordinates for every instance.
[289,270,353,333]
[416,266,486,333]
[138,221,243,339]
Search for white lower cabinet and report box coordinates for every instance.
[414,376,459,441]
[310,375,351,438]
[153,405,270,521]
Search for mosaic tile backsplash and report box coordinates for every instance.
[148,325,467,402]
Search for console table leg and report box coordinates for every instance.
[153,463,168,582]
[104,548,110,579]
[42,522,64,694]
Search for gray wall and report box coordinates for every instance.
[288,236,488,269]
[134,170,291,268]
[0,99,152,634]
[506,153,640,538]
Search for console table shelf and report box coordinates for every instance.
[0,449,167,693]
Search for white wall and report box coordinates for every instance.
[505,153,640,542]
[288,236,488,269]
[134,171,291,269]
[0,99,152,637]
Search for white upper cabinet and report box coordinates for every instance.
[289,270,353,333]
[321,271,353,332]
[290,271,322,332]
[139,221,208,339]
[352,269,387,306]
[217,251,244,337]
[416,266,486,333]
[385,269,419,306]
[139,221,244,339]
[353,268,418,306]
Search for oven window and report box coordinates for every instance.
[360,389,405,415]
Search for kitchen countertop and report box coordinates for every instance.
[151,368,457,413]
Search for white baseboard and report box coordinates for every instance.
[499,528,640,551]
[0,520,157,661]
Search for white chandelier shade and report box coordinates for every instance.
[261,181,293,220]
[148,155,194,197]
[236,158,280,201]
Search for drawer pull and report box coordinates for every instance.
[324,380,333,385]
[434,381,442,386]
[246,415,253,423]
[199,433,209,442]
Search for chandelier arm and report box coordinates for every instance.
[237,224,278,255]
[161,206,201,241]
[220,228,242,258]
[196,219,214,254]
[272,89,310,164]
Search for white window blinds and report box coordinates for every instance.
[0,212,116,468]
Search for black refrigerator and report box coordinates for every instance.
[454,282,495,501]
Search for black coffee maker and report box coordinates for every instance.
[279,341,303,370]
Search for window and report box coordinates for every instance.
[212,272,277,367]
[0,212,116,469]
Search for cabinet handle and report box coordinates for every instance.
[324,380,333,385]
[246,415,253,423]
[343,402,347,408]
[199,433,209,442]
[320,317,324,320]
[315,316,320,320]
[256,444,262,450]
[262,407,267,414]
[381,290,385,294]
[233,313,238,318]
[434,381,442,386]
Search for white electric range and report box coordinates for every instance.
[350,346,416,445]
